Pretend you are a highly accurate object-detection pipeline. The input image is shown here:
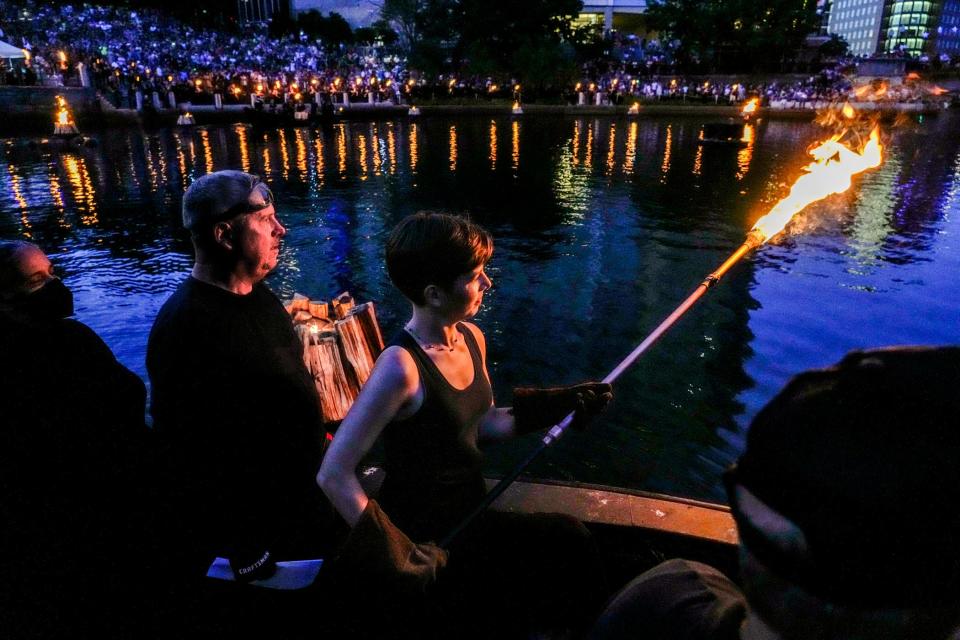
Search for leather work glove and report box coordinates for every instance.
[512,382,613,434]
[334,499,448,596]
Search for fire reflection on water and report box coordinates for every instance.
[0,118,907,261]
[358,133,368,180]
[314,138,325,186]
[584,120,593,169]
[295,129,308,180]
[172,133,188,189]
[511,121,520,173]
[624,121,638,175]
[337,125,347,177]
[278,129,290,180]
[660,124,672,182]
[449,125,458,173]
[62,153,98,226]
[605,123,617,176]
[571,120,581,167]
[737,123,755,180]
[144,135,159,192]
[371,124,383,176]
[200,129,214,175]
[489,120,497,171]
[409,123,419,174]
[387,125,397,175]
[47,170,65,215]
[237,125,251,174]
[7,163,29,213]
[262,144,272,177]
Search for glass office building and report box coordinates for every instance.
[827,0,960,57]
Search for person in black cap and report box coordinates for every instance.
[589,345,960,640]
[147,171,339,635]
[0,240,150,639]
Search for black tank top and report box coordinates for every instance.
[378,323,493,542]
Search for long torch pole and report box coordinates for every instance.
[440,228,765,549]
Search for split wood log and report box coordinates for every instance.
[287,291,384,423]
[332,292,355,319]
[297,326,358,422]
[335,314,377,387]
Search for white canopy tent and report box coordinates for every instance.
[0,39,27,59]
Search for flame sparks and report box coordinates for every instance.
[750,127,883,243]
[741,98,758,116]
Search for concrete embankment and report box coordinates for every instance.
[1,85,950,134]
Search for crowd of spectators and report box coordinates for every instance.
[0,0,408,109]
[0,0,946,110]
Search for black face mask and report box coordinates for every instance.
[10,278,75,321]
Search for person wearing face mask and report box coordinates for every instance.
[0,240,150,639]
[146,171,341,636]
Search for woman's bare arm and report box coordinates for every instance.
[316,346,419,526]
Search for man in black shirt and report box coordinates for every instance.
[147,171,335,600]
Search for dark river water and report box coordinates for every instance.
[2,113,959,503]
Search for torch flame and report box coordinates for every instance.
[741,98,758,116]
[750,127,883,243]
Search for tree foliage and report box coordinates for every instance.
[820,33,850,58]
[381,0,424,51]
[646,0,819,72]
[296,10,354,46]
[381,0,583,83]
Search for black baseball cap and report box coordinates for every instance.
[727,345,960,608]
[182,170,274,230]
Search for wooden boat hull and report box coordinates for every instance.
[360,467,739,583]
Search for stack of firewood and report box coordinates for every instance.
[285,292,385,423]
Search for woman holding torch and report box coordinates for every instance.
[317,212,611,637]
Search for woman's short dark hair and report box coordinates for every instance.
[386,212,493,306]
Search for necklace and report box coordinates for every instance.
[405,324,459,352]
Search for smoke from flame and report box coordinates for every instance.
[750,127,883,242]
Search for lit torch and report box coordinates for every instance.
[741,97,759,119]
[440,124,887,548]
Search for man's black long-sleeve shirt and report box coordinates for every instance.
[147,276,331,577]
